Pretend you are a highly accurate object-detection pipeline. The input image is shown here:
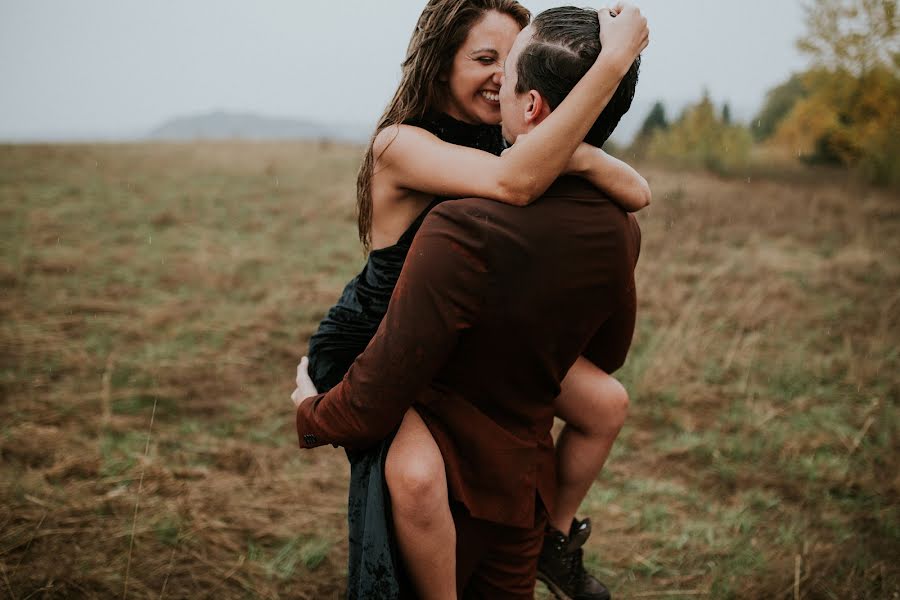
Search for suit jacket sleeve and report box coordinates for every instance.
[583,214,641,373]
[296,202,488,450]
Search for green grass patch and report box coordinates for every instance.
[99,430,146,477]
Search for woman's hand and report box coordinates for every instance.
[501,133,526,157]
[598,3,650,70]
[291,356,318,408]
[567,143,651,211]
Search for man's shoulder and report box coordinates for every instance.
[429,197,503,218]
[416,199,528,268]
[423,198,508,235]
[541,176,617,205]
[422,179,640,250]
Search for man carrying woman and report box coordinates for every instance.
[294,2,648,598]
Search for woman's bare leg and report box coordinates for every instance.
[385,407,457,600]
[551,356,629,532]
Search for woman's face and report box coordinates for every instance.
[441,11,522,125]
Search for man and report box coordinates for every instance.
[294,6,645,598]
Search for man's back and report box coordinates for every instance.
[417,176,641,527]
[296,176,640,528]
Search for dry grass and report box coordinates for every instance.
[1,141,897,599]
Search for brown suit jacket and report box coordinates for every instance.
[296,176,641,528]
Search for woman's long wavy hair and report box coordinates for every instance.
[356,0,531,251]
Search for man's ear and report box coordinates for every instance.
[524,91,551,125]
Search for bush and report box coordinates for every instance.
[771,65,900,186]
[646,94,753,175]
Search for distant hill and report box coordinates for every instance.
[148,110,370,143]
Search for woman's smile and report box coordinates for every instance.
[479,90,500,105]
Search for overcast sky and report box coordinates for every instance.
[0,0,811,143]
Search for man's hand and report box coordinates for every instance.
[291,356,318,408]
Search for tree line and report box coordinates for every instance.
[629,0,898,186]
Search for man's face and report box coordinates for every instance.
[499,25,535,144]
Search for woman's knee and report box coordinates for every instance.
[569,376,630,436]
[603,378,629,431]
[387,450,443,501]
[385,429,446,513]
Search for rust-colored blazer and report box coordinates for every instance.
[297,176,641,529]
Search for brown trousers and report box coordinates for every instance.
[453,499,547,599]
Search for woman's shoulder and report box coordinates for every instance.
[372,124,439,165]
[372,114,505,160]
[411,113,505,155]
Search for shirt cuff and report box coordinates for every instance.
[295,394,327,449]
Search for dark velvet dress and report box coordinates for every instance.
[307,114,506,599]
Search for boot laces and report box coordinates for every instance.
[561,540,587,588]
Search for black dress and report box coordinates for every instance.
[307,113,506,599]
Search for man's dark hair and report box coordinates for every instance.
[515,6,640,147]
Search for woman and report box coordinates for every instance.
[300,1,649,598]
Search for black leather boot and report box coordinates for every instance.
[537,518,611,600]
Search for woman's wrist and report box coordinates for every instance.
[594,46,634,79]
[595,4,648,78]
[566,144,591,175]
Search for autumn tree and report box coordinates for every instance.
[796,0,898,76]
[752,74,808,141]
[769,0,900,184]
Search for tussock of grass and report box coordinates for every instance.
[2,142,897,598]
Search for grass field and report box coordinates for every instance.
[1,141,898,599]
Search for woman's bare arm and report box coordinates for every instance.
[567,143,650,212]
[374,6,649,207]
